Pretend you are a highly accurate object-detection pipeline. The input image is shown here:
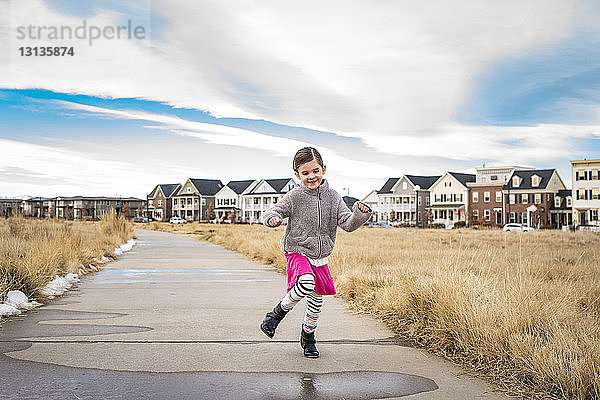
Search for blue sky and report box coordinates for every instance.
[1,0,599,198]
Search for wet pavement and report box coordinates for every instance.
[0,229,509,399]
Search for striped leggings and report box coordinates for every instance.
[280,274,323,333]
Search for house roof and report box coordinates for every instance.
[150,183,181,198]
[227,180,256,194]
[405,175,441,190]
[265,179,293,193]
[504,169,556,190]
[557,189,571,197]
[377,178,400,194]
[190,179,224,196]
[448,172,476,188]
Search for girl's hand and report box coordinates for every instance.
[356,202,370,213]
[268,216,282,227]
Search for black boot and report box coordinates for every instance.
[300,329,319,358]
[260,302,288,338]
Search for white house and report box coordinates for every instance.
[571,159,600,226]
[214,180,256,222]
[241,178,297,223]
[428,172,475,227]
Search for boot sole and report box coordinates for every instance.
[260,324,274,339]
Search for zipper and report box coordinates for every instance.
[316,186,321,257]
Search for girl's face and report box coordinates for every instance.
[295,158,326,190]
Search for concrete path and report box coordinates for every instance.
[0,229,511,399]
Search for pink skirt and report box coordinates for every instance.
[285,253,336,295]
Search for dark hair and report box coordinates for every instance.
[293,147,324,172]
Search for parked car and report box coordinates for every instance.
[169,216,187,224]
[133,216,148,223]
[366,221,391,228]
[503,223,534,232]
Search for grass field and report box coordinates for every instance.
[152,222,600,400]
[0,212,133,305]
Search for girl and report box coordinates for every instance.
[260,147,372,358]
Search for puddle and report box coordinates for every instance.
[0,345,438,400]
[90,268,274,284]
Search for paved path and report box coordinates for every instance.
[0,229,510,399]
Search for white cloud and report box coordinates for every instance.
[0,0,588,136]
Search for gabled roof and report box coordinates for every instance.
[226,180,256,194]
[448,172,476,188]
[265,179,293,193]
[556,189,571,198]
[150,183,181,198]
[405,175,441,190]
[377,178,400,194]
[504,169,556,190]
[190,179,224,196]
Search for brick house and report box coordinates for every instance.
[503,169,566,228]
[148,183,181,221]
[467,166,530,228]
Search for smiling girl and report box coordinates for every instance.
[259,147,372,358]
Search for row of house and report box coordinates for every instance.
[0,196,145,219]
[147,178,298,223]
[363,159,599,229]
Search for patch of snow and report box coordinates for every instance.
[0,304,21,317]
[0,290,42,318]
[113,239,136,256]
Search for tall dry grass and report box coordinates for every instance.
[0,211,133,304]
[153,223,600,399]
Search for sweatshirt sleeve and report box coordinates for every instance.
[337,196,372,232]
[262,191,293,227]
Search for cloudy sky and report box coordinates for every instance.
[1,0,599,199]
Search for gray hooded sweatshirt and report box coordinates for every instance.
[262,179,372,259]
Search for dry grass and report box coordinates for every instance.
[152,222,600,399]
[0,211,133,304]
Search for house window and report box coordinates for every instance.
[593,188,599,200]
[592,169,599,180]
[472,192,479,203]
[552,177,558,185]
[254,198,260,205]
[473,210,479,220]
[535,193,542,204]
[418,196,422,205]
[402,181,407,190]
[157,200,162,207]
[522,212,528,224]
[482,177,486,183]
[149,200,153,206]
[509,212,516,223]
[484,209,490,221]
[509,194,515,204]
[187,187,192,193]
[567,197,572,207]
[512,176,520,187]
[496,191,502,203]
[273,197,278,204]
[484,192,490,202]
[591,210,599,221]
[426,197,430,206]
[187,198,192,205]
[491,175,498,181]
[531,175,540,187]
[521,194,528,204]
[202,199,206,205]
[555,197,561,208]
